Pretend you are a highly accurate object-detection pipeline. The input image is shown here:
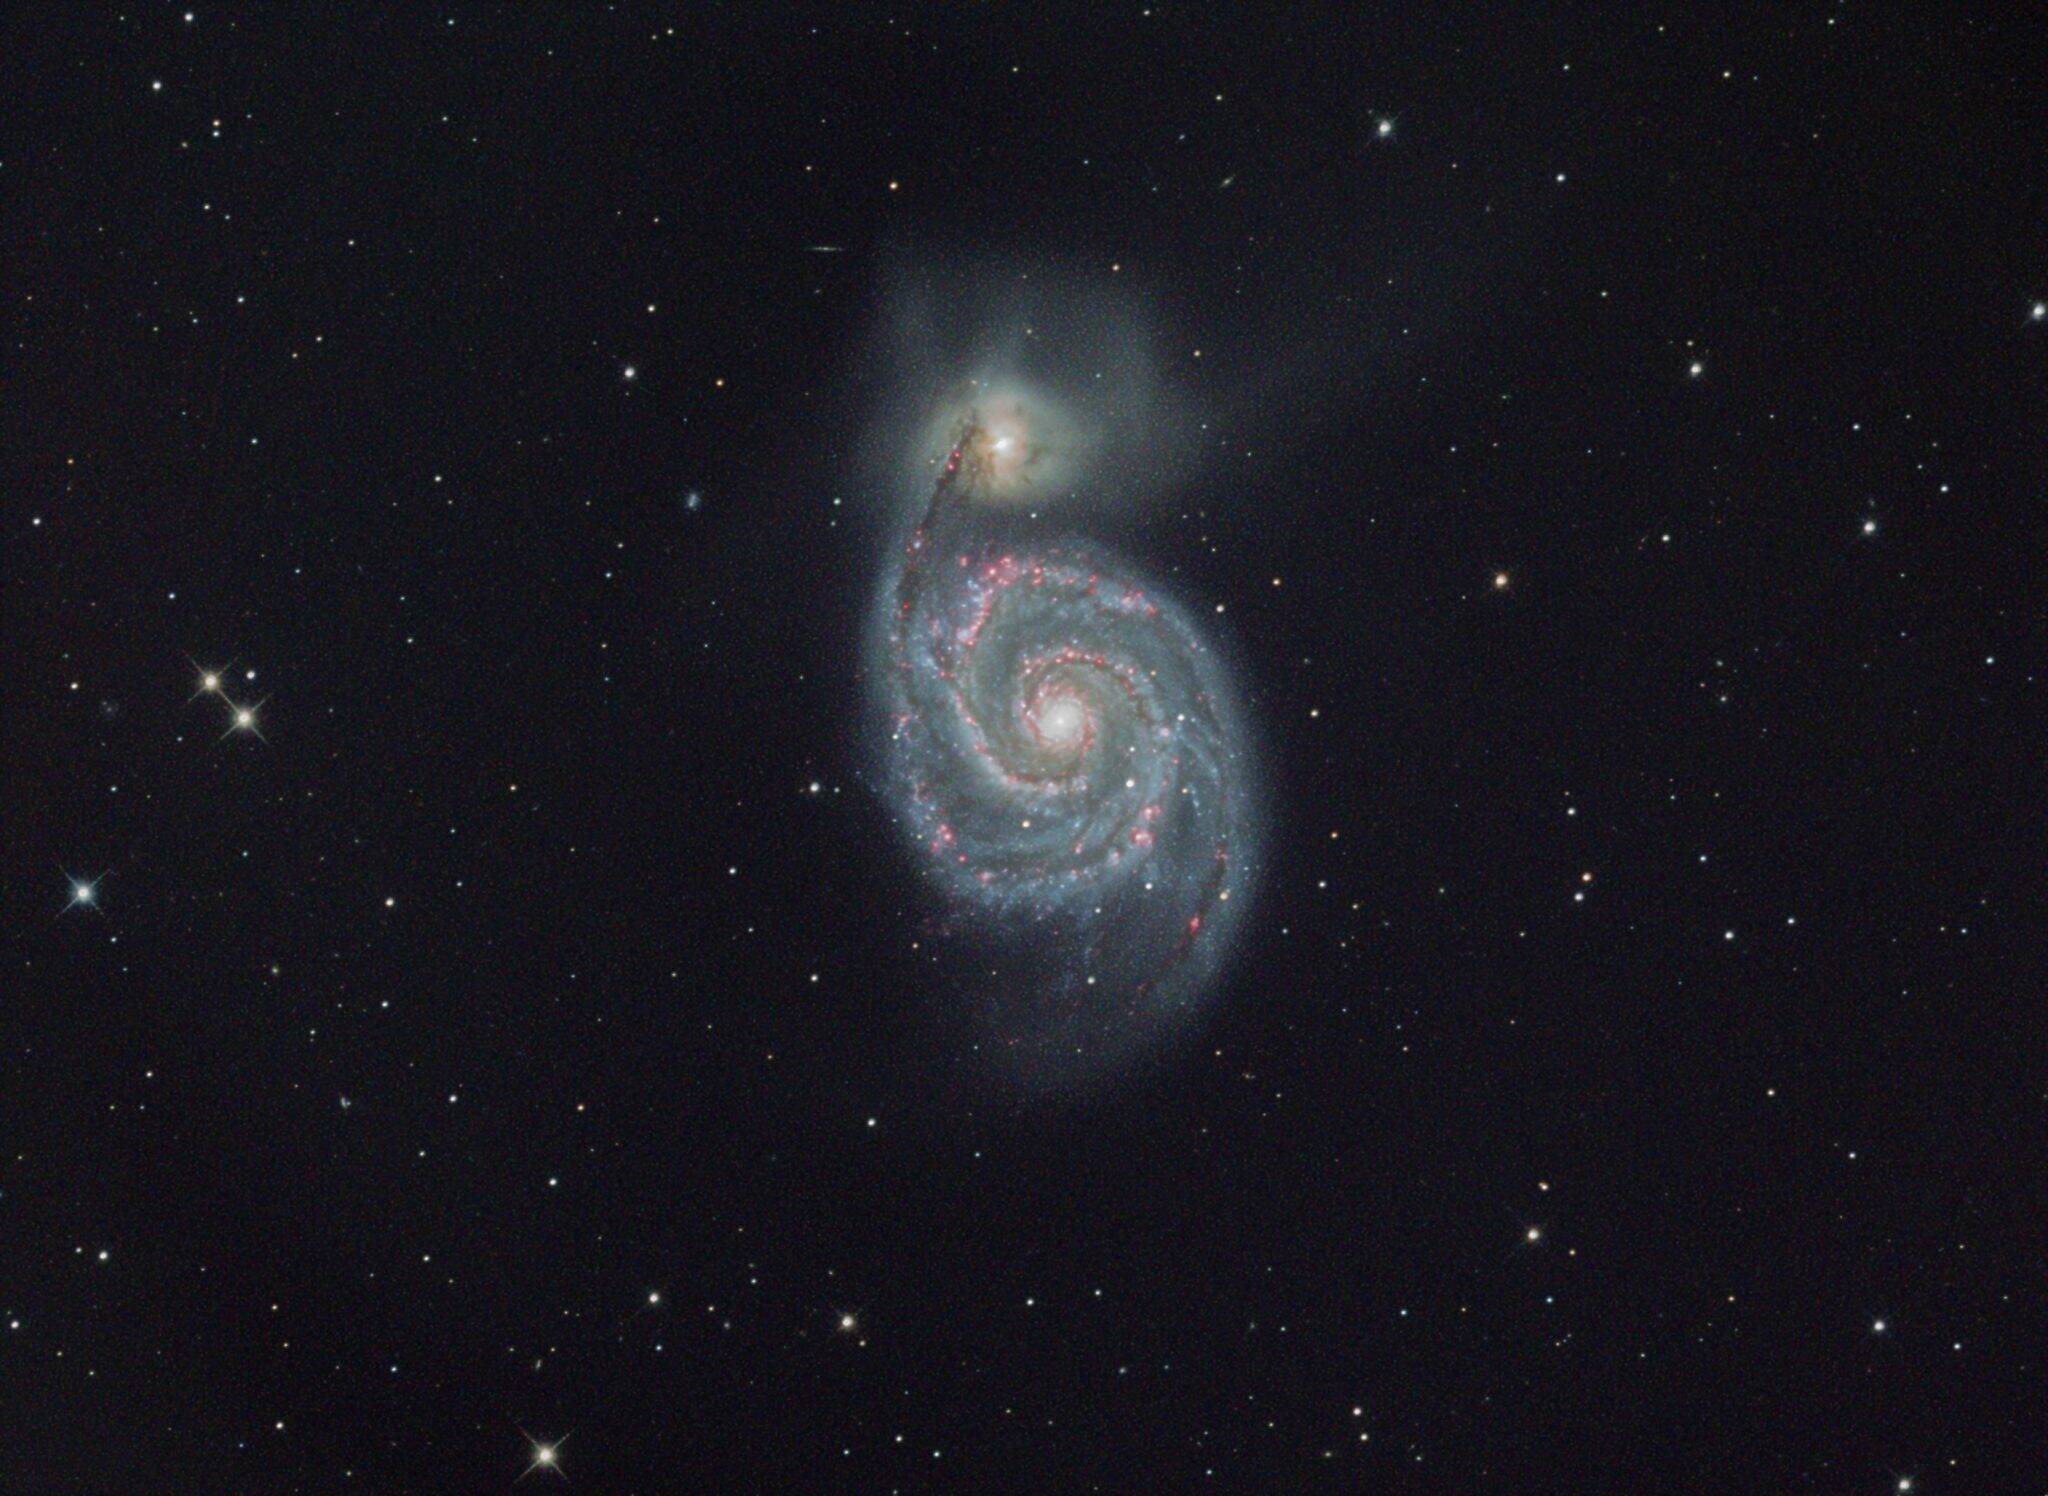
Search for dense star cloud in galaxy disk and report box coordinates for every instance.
[6,6,2047,1490]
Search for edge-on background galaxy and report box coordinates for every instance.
[866,339,1261,1089]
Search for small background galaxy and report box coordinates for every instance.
[7,5,2048,1490]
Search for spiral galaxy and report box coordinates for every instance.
[874,391,1257,1083]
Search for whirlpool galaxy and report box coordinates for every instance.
[871,378,1259,1086]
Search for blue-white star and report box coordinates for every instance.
[60,870,107,915]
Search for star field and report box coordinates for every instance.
[6,5,2046,1489]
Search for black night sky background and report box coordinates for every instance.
[6,5,2046,1490]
